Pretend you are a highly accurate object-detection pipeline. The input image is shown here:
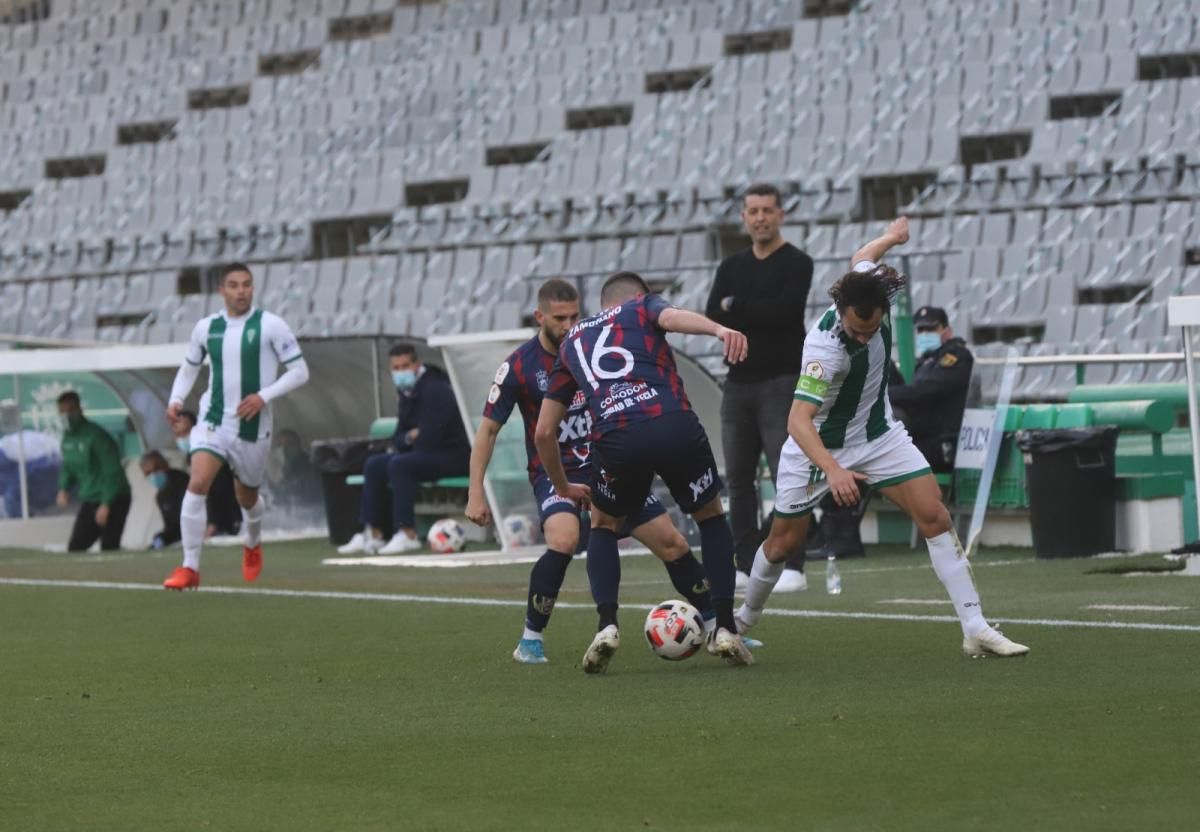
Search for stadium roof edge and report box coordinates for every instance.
[0,343,189,375]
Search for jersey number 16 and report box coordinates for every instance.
[572,325,634,390]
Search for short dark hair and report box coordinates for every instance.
[56,390,81,408]
[389,342,418,360]
[221,262,253,283]
[829,263,908,320]
[600,271,650,307]
[177,409,198,426]
[141,450,168,469]
[743,182,782,208]
[536,278,578,308]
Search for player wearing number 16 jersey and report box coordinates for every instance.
[465,280,720,665]
[535,272,755,673]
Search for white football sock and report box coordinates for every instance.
[180,490,207,571]
[242,495,265,548]
[521,627,543,642]
[743,545,786,612]
[926,530,986,636]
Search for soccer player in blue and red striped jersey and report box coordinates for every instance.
[465,279,718,664]
[535,272,755,672]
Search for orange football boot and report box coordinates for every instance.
[163,567,200,591]
[242,544,263,582]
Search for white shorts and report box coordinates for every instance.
[774,426,931,517]
[189,423,270,489]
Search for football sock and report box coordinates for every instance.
[744,545,785,612]
[597,602,619,631]
[586,528,621,627]
[662,551,713,616]
[521,627,543,642]
[524,549,573,634]
[241,495,265,548]
[697,515,736,600]
[926,530,986,637]
[180,490,207,571]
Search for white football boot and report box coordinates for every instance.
[378,533,422,555]
[709,627,755,666]
[581,625,620,674]
[774,568,808,593]
[963,624,1030,658]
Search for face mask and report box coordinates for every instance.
[149,471,169,491]
[915,332,942,356]
[176,437,191,454]
[393,369,417,390]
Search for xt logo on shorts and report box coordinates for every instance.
[689,469,714,501]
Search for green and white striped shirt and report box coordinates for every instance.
[183,308,304,441]
[793,261,899,450]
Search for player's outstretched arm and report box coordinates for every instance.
[466,418,502,527]
[851,216,909,267]
[533,399,589,507]
[656,307,748,364]
[789,400,868,507]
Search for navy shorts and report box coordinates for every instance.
[590,410,723,518]
[532,471,665,535]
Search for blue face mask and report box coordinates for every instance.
[915,332,942,356]
[176,437,191,454]
[149,471,169,491]
[392,369,417,390]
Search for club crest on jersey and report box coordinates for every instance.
[247,330,257,344]
[804,360,824,379]
[487,384,501,404]
[569,389,587,410]
[535,369,548,391]
[494,362,510,384]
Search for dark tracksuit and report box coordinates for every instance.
[58,417,132,551]
[889,337,975,472]
[360,367,471,533]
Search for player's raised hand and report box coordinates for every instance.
[235,393,266,420]
[558,482,591,509]
[827,466,870,507]
[715,326,749,364]
[886,216,909,246]
[465,491,492,527]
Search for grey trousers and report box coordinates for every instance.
[720,373,805,573]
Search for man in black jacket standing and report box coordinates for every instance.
[338,343,471,554]
[706,183,813,590]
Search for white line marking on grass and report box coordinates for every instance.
[4,577,1200,634]
[879,598,950,605]
[1087,604,1190,612]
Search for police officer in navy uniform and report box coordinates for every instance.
[889,306,974,473]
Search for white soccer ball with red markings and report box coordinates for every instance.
[644,600,706,661]
[502,514,535,547]
[427,518,467,554]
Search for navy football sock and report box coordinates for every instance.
[698,515,738,632]
[662,551,713,617]
[586,527,621,629]
[524,549,573,633]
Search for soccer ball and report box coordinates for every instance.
[643,600,706,661]
[427,518,467,554]
[501,513,535,546]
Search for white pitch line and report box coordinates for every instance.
[1087,604,1190,612]
[879,598,951,605]
[3,576,1200,633]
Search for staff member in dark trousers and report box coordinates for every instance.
[55,391,132,551]
[140,450,190,549]
[706,183,813,591]
[890,306,975,472]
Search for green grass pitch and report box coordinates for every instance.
[2,540,1198,831]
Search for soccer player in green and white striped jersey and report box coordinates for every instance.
[736,218,1029,658]
[162,263,310,590]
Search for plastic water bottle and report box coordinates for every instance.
[825,555,842,595]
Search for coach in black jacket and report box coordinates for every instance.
[345,343,470,555]
[706,183,813,588]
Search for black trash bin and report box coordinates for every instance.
[1016,426,1120,558]
[311,439,378,545]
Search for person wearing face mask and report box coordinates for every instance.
[171,410,241,538]
[140,450,190,549]
[888,306,975,473]
[338,343,471,555]
[55,391,132,551]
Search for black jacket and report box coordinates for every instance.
[153,468,191,546]
[705,243,813,382]
[393,366,471,456]
[890,337,974,470]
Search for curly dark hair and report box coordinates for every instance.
[829,263,908,319]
